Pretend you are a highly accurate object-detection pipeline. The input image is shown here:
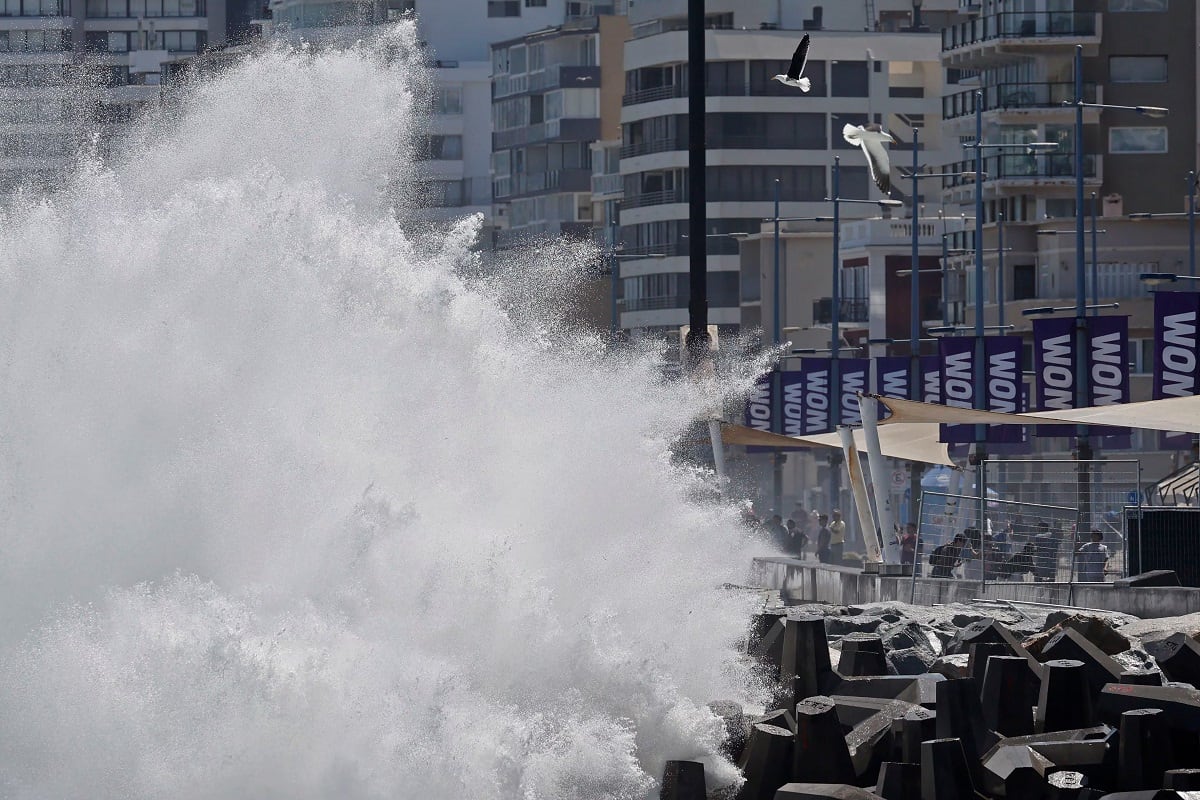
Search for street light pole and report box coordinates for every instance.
[909,128,921,526]
[830,156,843,519]
[772,178,784,514]
[942,233,950,326]
[609,212,619,339]
[1091,192,1099,313]
[1190,169,1196,277]
[1073,44,1092,530]
[973,90,987,532]
[684,0,708,371]
[997,212,1005,328]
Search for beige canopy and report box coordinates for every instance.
[874,393,1200,434]
[721,393,1200,467]
[720,421,956,467]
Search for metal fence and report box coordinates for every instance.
[911,482,1136,606]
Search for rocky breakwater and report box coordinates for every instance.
[659,601,1200,800]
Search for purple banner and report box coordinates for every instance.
[838,358,870,427]
[875,357,911,400]
[780,370,806,437]
[921,355,941,404]
[1089,315,1131,445]
[1154,291,1200,450]
[800,358,832,435]
[984,335,1023,443]
[743,373,773,453]
[1033,316,1076,437]
[939,337,976,443]
[988,383,1034,455]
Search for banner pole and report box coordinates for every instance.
[839,425,881,565]
[861,395,899,563]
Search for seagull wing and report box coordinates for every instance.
[860,136,892,195]
[787,34,810,81]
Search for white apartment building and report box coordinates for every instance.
[618,0,959,338]
[0,0,222,192]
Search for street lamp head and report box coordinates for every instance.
[925,325,957,334]
[1140,272,1179,286]
[1021,306,1058,317]
[1025,142,1058,153]
[1136,106,1169,119]
[877,198,904,207]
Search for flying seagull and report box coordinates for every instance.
[843,123,897,195]
[772,34,811,92]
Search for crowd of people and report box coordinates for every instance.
[746,502,1112,581]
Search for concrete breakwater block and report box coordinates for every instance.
[736,723,793,800]
[793,696,856,785]
[752,708,797,735]
[1098,684,1200,733]
[1040,628,1125,700]
[1163,769,1200,790]
[1113,570,1180,588]
[772,784,883,799]
[1154,634,1200,687]
[1046,769,1089,800]
[967,642,1013,683]
[897,706,937,764]
[981,655,1040,737]
[980,740,1054,797]
[1038,659,1095,733]
[950,619,1026,657]
[1120,670,1166,686]
[920,737,976,800]
[784,615,836,701]
[874,761,920,800]
[709,700,750,763]
[838,633,889,677]
[659,760,706,800]
[934,677,996,788]
[1119,709,1173,792]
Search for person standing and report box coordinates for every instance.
[899,522,918,566]
[929,533,967,578]
[1075,529,1110,582]
[816,513,832,563]
[828,509,846,565]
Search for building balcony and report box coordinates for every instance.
[622,188,684,209]
[492,117,600,151]
[812,297,869,325]
[527,64,600,92]
[942,11,1100,66]
[620,79,804,107]
[943,81,1098,121]
[495,168,591,199]
[591,171,622,198]
[942,153,1100,192]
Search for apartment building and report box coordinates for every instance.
[489,11,628,248]
[0,0,222,192]
[619,0,960,346]
[936,0,1197,469]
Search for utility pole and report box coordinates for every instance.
[684,0,708,372]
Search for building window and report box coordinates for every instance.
[0,29,67,50]
[422,135,462,160]
[830,60,868,97]
[1013,264,1036,300]
[524,0,545,5]
[435,86,462,114]
[487,0,519,16]
[386,0,414,18]
[1109,126,1168,154]
[1109,0,1166,10]
[1109,56,1167,83]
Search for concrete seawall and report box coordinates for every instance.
[750,556,1200,619]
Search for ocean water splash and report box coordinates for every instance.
[0,24,772,799]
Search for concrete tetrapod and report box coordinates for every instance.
[967,642,1015,684]
[785,615,836,702]
[874,761,920,800]
[1098,684,1200,733]
[838,633,890,677]
[980,741,1054,797]
[1038,659,1095,733]
[1040,628,1125,700]
[737,723,794,800]
[980,654,1040,737]
[772,784,883,800]
[1163,769,1200,790]
[793,696,856,785]
[660,760,706,800]
[1045,769,1089,800]
[934,677,997,789]
[1120,670,1166,687]
[919,737,977,800]
[1118,708,1174,791]
[1155,634,1200,687]
[898,706,937,765]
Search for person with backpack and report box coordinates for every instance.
[929,533,967,578]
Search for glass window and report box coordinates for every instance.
[486,0,519,17]
[1109,0,1166,10]
[107,30,128,50]
[509,45,526,75]
[162,0,179,13]
[524,0,545,5]
[105,0,125,15]
[831,60,869,97]
[1109,56,1167,82]
[435,86,461,114]
[1109,126,1167,153]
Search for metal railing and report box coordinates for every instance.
[812,297,868,324]
[619,295,681,312]
[621,188,685,209]
[943,81,1098,120]
[942,11,1099,51]
[591,172,623,196]
[942,153,1097,188]
[621,79,816,106]
[619,138,680,159]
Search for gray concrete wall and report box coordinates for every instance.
[751,557,1200,619]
